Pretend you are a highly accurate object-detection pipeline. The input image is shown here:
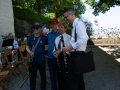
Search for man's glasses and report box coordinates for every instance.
[34,27,39,30]
[64,13,70,19]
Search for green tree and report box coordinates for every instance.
[86,21,94,37]
[12,0,86,18]
[48,0,86,18]
[79,16,94,37]
[85,0,120,16]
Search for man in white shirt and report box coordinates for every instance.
[42,24,49,36]
[53,22,71,90]
[62,8,89,90]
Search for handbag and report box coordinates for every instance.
[74,25,95,74]
[27,36,41,62]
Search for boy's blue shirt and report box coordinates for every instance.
[27,35,48,61]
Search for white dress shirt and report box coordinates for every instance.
[53,33,71,53]
[6,39,19,49]
[70,18,89,51]
[43,27,50,34]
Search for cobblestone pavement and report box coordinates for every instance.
[2,47,120,90]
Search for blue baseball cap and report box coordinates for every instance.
[33,22,43,28]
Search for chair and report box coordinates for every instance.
[0,53,10,89]
[0,87,3,90]
[3,49,22,76]
[19,45,28,70]
[0,60,9,88]
[0,51,12,71]
[21,42,26,45]
[0,70,9,88]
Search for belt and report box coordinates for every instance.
[70,51,85,56]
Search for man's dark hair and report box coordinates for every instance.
[63,8,76,15]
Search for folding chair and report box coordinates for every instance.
[21,42,26,45]
[0,70,9,88]
[19,45,28,70]
[3,49,22,76]
[0,87,3,90]
[0,53,9,89]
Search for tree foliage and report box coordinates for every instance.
[13,7,50,24]
[12,0,94,36]
[85,0,120,16]
[12,0,86,18]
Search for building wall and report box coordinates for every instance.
[0,0,14,51]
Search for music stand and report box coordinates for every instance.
[2,39,14,47]
[19,63,31,88]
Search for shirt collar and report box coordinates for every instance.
[50,30,59,34]
[59,33,66,38]
[72,18,79,27]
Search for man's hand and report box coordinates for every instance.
[53,51,58,58]
[43,32,47,36]
[56,50,62,55]
[29,51,34,57]
[53,50,62,58]
[62,46,73,52]
[26,46,34,56]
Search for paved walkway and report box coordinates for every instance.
[3,47,120,90]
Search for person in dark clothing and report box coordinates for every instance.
[6,33,19,63]
[26,22,48,90]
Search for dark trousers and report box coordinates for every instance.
[57,54,68,90]
[67,52,85,90]
[47,58,57,90]
[29,61,46,90]
[57,71,68,90]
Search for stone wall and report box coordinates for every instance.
[14,17,32,37]
[92,39,120,45]
[0,0,14,51]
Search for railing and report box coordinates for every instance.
[87,39,120,46]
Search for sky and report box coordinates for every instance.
[82,5,120,29]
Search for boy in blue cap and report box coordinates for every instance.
[26,22,48,90]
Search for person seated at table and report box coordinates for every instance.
[6,33,19,50]
[6,33,19,62]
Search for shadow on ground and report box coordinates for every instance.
[85,47,120,90]
[2,47,120,90]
